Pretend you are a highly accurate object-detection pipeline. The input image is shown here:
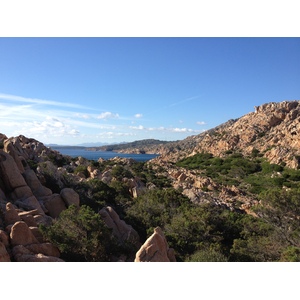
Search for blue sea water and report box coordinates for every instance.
[51,147,158,162]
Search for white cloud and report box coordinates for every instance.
[97,112,120,120]
[11,117,81,139]
[196,121,206,125]
[129,125,144,130]
[172,128,198,133]
[134,113,143,118]
[97,132,136,139]
[129,124,201,134]
[75,113,90,119]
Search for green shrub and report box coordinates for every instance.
[111,165,133,179]
[74,165,89,178]
[40,205,116,261]
[186,248,229,262]
[73,179,117,211]
[280,246,300,262]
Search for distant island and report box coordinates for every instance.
[86,139,173,154]
[48,145,87,150]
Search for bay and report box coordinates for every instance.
[50,147,159,162]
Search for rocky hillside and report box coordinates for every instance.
[141,100,300,212]
[152,100,300,168]
[0,134,175,262]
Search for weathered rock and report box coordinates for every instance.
[25,243,60,257]
[60,188,80,207]
[18,209,40,217]
[20,214,38,227]
[100,170,112,184]
[14,194,45,214]
[0,133,7,142]
[12,245,64,262]
[10,221,39,246]
[0,229,9,247]
[10,185,33,201]
[0,150,27,191]
[36,161,65,190]
[135,227,176,262]
[23,169,52,198]
[17,253,64,262]
[0,151,45,214]
[99,206,141,248]
[0,242,11,262]
[29,226,45,243]
[43,194,67,218]
[4,202,21,226]
[127,178,146,198]
[33,214,54,226]
[3,140,25,173]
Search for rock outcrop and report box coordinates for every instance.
[99,206,141,249]
[135,227,176,262]
[1,202,63,262]
[0,134,72,262]
[60,188,80,207]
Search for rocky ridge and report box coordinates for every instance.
[153,100,300,167]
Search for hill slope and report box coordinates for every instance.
[150,100,300,168]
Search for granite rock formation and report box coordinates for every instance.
[135,227,176,262]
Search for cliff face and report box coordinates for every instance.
[154,100,300,168]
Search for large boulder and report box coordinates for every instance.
[10,221,39,246]
[4,202,21,226]
[60,188,80,207]
[23,169,52,199]
[135,227,176,262]
[0,150,27,191]
[43,194,67,218]
[99,206,141,248]
[3,140,25,173]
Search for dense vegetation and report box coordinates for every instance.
[176,151,300,195]
[39,151,300,262]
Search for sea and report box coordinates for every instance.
[50,147,159,162]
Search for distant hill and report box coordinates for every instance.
[86,139,173,154]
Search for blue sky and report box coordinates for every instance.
[0,37,299,145]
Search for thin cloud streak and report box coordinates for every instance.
[168,95,202,108]
[0,93,93,110]
[129,124,202,134]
